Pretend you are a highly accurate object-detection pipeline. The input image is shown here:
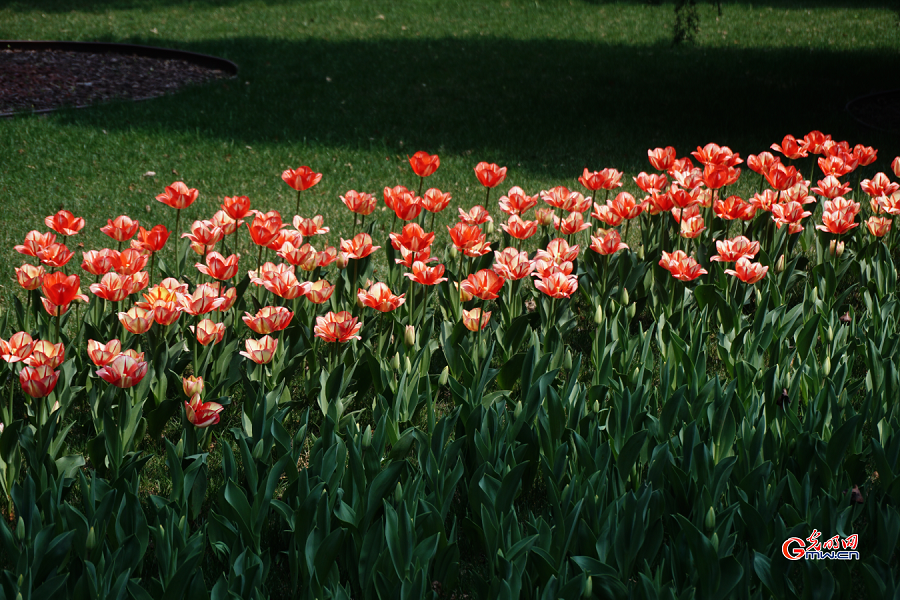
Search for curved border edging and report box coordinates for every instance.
[845,88,900,135]
[0,39,238,118]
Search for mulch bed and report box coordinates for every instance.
[0,48,231,114]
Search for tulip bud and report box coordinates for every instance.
[15,517,25,542]
[563,349,573,370]
[356,293,365,309]
[336,252,350,269]
[17,575,24,588]
[823,355,831,377]
[775,254,786,274]
[439,365,449,386]
[391,352,401,371]
[486,220,495,235]
[252,439,265,461]
[704,507,716,533]
[178,515,187,532]
[514,400,523,419]
[828,240,836,257]
[755,288,762,307]
[86,526,97,551]
[593,399,600,413]
[626,303,636,320]
[711,532,719,552]
[582,576,593,599]
[394,482,403,503]
[449,245,459,259]
[362,425,372,448]
[836,241,845,258]
[404,325,416,347]
[403,355,411,373]
[594,304,604,326]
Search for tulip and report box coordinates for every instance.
[180,283,224,316]
[608,192,643,220]
[118,306,154,335]
[181,220,224,250]
[240,335,278,364]
[358,283,406,313]
[591,204,624,227]
[305,279,336,304]
[282,166,322,192]
[447,223,490,258]
[535,272,579,298]
[892,156,900,179]
[37,243,75,268]
[462,308,491,332]
[589,230,629,256]
[247,211,284,247]
[771,135,808,160]
[132,225,170,254]
[340,190,378,216]
[100,215,140,242]
[42,272,84,309]
[535,207,554,226]
[541,186,573,211]
[861,173,900,199]
[314,311,362,343]
[96,354,148,388]
[81,249,119,276]
[421,188,452,213]
[498,187,538,216]
[243,306,293,334]
[404,325,416,347]
[474,162,507,188]
[390,223,435,253]
[746,152,778,176]
[458,205,494,226]
[278,242,318,270]
[867,216,892,238]
[222,195,252,220]
[648,147,677,171]
[196,252,240,280]
[579,168,624,191]
[20,365,59,398]
[293,215,330,237]
[317,246,338,268]
[15,264,45,291]
[191,319,225,346]
[184,394,224,428]
[461,269,505,301]
[535,238,579,264]
[1,332,34,364]
[710,236,760,263]
[659,250,707,282]
[409,151,440,177]
[87,339,122,367]
[156,182,198,210]
[15,231,57,257]
[553,212,591,236]
[113,248,149,275]
[492,248,534,280]
[679,215,706,239]
[633,172,668,195]
[45,209,86,236]
[724,256,769,284]
[211,210,241,236]
[183,375,204,397]
[692,143,742,167]
[340,233,381,260]
[90,272,134,302]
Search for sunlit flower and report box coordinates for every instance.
[222,195,252,220]
[710,236,760,263]
[421,188,452,213]
[118,306,154,334]
[293,215,330,237]
[460,269,505,301]
[746,151,778,176]
[100,215,140,242]
[358,282,406,312]
[462,308,491,332]
[589,229,628,255]
[247,211,284,247]
[535,271,579,298]
[184,394,223,428]
[341,190,378,216]
[725,256,768,284]
[474,162,507,188]
[37,243,74,268]
[591,203,624,227]
[20,365,59,398]
[156,182,199,210]
[16,264,45,291]
[305,279,336,304]
[243,306,293,334]
[15,231,57,257]
[1,332,34,363]
[409,151,440,177]
[240,335,278,364]
[648,147,677,171]
[579,168,623,191]
[390,223,435,252]
[553,211,591,235]
[90,272,134,302]
[45,209,85,236]
[132,225,170,254]
[447,223,491,257]
[634,172,669,195]
[492,248,534,280]
[191,319,226,346]
[659,250,707,281]
[498,186,538,216]
[314,311,362,343]
[340,233,381,260]
[87,339,122,367]
[113,248,149,275]
[25,340,64,369]
[282,166,322,191]
[501,215,538,240]
[211,210,241,236]
[196,252,240,280]
[404,261,448,286]
[97,354,148,388]
[458,205,494,225]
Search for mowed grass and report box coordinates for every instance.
[1,0,899,291]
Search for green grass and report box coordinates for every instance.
[2,0,900,296]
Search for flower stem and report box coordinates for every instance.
[295,189,302,217]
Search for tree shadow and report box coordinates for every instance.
[47,35,900,176]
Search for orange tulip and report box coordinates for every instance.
[390,223,435,253]
[384,185,412,211]
[118,306,154,334]
[184,394,224,428]
[293,215,330,237]
[589,230,628,256]
[223,195,252,220]
[341,190,378,216]
[535,271,579,299]
[80,249,117,276]
[409,151,440,177]
[703,164,741,190]
[191,319,226,346]
[474,162,507,188]
[454,281,474,303]
[247,211,284,247]
[713,196,756,221]
[183,375,204,397]
[404,262,448,286]
[317,246,338,268]
[659,250,707,281]
[262,270,312,300]
[314,311,362,343]
[16,264,45,291]
[553,212,591,236]
[37,243,74,268]
[305,279,336,304]
[867,216,892,237]
[746,152,778,176]
[671,204,700,225]
[25,340,65,369]
[20,365,59,398]
[725,256,769,284]
[861,173,899,199]
[340,233,381,260]
[156,182,199,210]
[113,248,149,275]
[648,147,677,171]
[15,230,57,257]
[541,186,573,210]
[240,335,279,364]
[458,205,494,226]
[282,166,322,191]
[460,269,504,301]
[421,188,452,213]
[533,259,573,279]
[196,252,240,280]
[812,176,852,200]
[817,210,859,235]
[691,143,742,167]
[818,154,856,178]
[45,209,85,236]
[390,192,422,221]
[132,225,170,254]
[535,207,555,226]
[90,272,134,302]
[749,190,778,213]
[501,215,538,240]
[447,223,490,258]
[579,168,623,191]
[609,192,643,220]
[771,135,808,160]
[278,242,318,270]
[1,332,34,363]
[243,306,293,334]
[87,339,122,367]
[710,236,760,263]
[492,248,534,280]
[462,308,491,332]
[97,354,148,388]
[394,245,436,269]
[358,282,406,312]
[100,215,140,242]
[764,164,804,191]
[498,186,538,216]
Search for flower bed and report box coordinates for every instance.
[1,137,899,598]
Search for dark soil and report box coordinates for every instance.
[0,48,231,114]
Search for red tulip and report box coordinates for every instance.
[553,212,591,236]
[45,210,85,236]
[240,335,278,364]
[710,236,760,263]
[357,282,406,312]
[340,233,380,260]
[589,230,628,256]
[196,252,240,280]
[390,223,435,253]
[156,182,199,210]
[591,204,624,227]
[293,215,330,237]
[97,354,148,388]
[132,225,170,254]
[634,172,669,195]
[19,365,59,398]
[305,279,336,304]
[42,271,84,308]
[317,246,338,268]
[314,311,362,343]
[184,394,224,428]
[861,173,899,198]
[247,211,284,247]
[191,319,226,346]
[211,210,241,236]
[771,135,808,160]
[659,250,707,281]
[1,332,34,363]
[714,196,756,221]
[535,271,579,299]
[409,151,440,177]
[725,256,768,284]
[404,262,448,286]
[812,176,852,200]
[341,190,378,216]
[15,231,57,257]
[679,215,706,239]
[421,188,452,213]
[501,215,538,240]
[771,201,812,232]
[282,166,322,191]
[90,272,134,302]
[746,152,778,176]
[498,186,538,216]
[492,248,534,280]
[15,264,45,291]
[460,269,504,301]
[181,220,224,249]
[579,168,623,191]
[180,283,225,316]
[462,308,491,332]
[118,306,154,335]
[853,144,877,166]
[447,223,491,258]
[222,195,252,220]
[609,192,643,220]
[243,306,293,334]
[892,157,900,179]
[37,243,74,268]
[648,147,677,171]
[458,205,494,226]
[536,238,579,265]
[26,340,65,369]
[87,339,122,367]
[474,162,507,188]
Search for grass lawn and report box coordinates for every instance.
[2,0,900,293]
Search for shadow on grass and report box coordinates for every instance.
[47,35,900,176]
